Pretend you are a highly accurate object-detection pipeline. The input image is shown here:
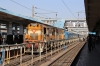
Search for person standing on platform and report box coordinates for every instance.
[97,35,99,44]
[0,35,3,45]
[88,34,92,52]
[0,54,1,64]
[92,35,96,48]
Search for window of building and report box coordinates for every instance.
[84,23,87,27]
[73,22,75,27]
[47,21,49,23]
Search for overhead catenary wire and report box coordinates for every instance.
[10,0,51,18]
[35,12,57,14]
[34,7,58,18]
[62,0,77,19]
[10,0,32,10]
[35,7,58,13]
[35,13,49,18]
[79,10,85,12]
[34,15,47,18]
[76,11,85,19]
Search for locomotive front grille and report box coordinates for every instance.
[30,33,38,40]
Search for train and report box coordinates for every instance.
[24,19,80,53]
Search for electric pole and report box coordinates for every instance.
[32,6,34,18]
[76,11,85,19]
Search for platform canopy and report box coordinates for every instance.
[0,7,65,29]
[84,0,100,32]
[0,7,42,25]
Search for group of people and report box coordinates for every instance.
[88,34,99,51]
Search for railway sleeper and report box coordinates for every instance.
[49,42,85,66]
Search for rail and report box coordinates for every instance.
[0,37,85,66]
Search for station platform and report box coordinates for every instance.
[72,41,100,66]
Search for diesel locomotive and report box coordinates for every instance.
[24,21,79,53]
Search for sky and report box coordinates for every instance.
[0,0,85,19]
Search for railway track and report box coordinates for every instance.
[5,55,35,66]
[20,42,80,66]
[4,40,84,66]
[49,42,85,66]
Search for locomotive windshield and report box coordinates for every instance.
[30,23,37,26]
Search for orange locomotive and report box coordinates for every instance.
[24,23,65,53]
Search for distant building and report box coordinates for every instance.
[64,19,88,36]
[40,18,58,25]
[40,18,88,36]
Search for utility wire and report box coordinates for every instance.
[35,13,49,18]
[35,7,57,13]
[34,7,58,18]
[62,0,77,19]
[10,0,50,18]
[35,7,58,18]
[34,15,46,18]
[35,12,56,14]
[79,10,85,12]
[10,0,31,10]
